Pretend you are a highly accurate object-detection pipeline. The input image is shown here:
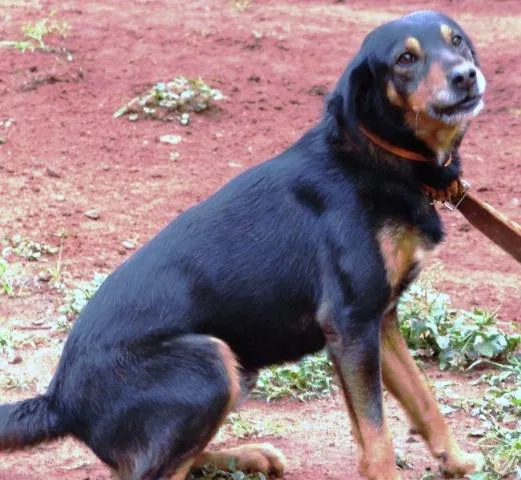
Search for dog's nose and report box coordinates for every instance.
[450,64,477,90]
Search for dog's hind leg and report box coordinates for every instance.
[381,310,484,476]
[90,335,241,480]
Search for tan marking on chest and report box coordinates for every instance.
[377,225,429,290]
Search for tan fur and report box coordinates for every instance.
[380,311,484,476]
[211,337,242,413]
[405,36,422,57]
[408,61,446,113]
[356,417,399,480]
[386,81,404,108]
[193,443,287,477]
[377,225,427,291]
[440,24,453,44]
[403,61,464,157]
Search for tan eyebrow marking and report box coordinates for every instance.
[440,24,453,44]
[405,37,422,57]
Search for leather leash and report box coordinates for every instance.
[360,126,521,263]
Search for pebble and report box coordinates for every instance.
[159,134,182,145]
[85,209,100,220]
[8,354,23,365]
[38,271,52,282]
[46,167,61,178]
[122,240,136,250]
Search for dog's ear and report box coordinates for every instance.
[326,52,373,144]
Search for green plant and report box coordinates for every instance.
[113,76,224,123]
[398,283,520,370]
[21,17,70,49]
[59,273,107,318]
[473,418,521,479]
[226,413,259,439]
[465,356,521,479]
[2,374,32,392]
[188,464,266,480]
[0,258,15,296]
[253,351,336,401]
[8,233,59,261]
[223,413,288,440]
[48,229,67,286]
[0,16,70,52]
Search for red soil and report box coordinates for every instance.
[0,0,519,479]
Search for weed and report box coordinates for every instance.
[223,413,289,440]
[188,464,266,480]
[0,258,15,296]
[0,16,70,53]
[253,351,336,402]
[226,413,259,439]
[22,17,70,49]
[2,374,32,392]
[398,283,520,370]
[47,229,67,286]
[7,233,59,261]
[114,76,224,124]
[59,273,107,319]
[56,316,74,334]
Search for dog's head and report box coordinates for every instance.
[328,11,486,161]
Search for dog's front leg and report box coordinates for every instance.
[320,311,401,480]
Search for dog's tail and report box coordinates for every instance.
[0,395,67,450]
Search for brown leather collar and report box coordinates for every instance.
[359,125,429,162]
[359,125,452,167]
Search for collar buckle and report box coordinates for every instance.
[444,179,471,211]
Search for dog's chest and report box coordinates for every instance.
[377,224,433,294]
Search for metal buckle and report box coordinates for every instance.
[444,180,471,211]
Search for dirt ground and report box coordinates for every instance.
[0,0,520,479]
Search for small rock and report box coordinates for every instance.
[128,113,139,122]
[229,162,243,168]
[178,113,190,126]
[122,240,136,250]
[84,209,100,220]
[46,167,61,178]
[32,319,45,326]
[468,428,487,438]
[511,197,520,207]
[169,151,180,162]
[38,271,52,282]
[0,137,5,144]
[55,194,65,202]
[406,436,419,444]
[159,134,183,145]
[8,354,23,365]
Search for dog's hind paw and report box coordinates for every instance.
[195,442,287,477]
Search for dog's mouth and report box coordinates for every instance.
[433,95,483,116]
[428,93,484,124]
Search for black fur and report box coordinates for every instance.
[0,10,482,480]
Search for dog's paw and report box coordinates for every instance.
[438,450,485,477]
[198,443,287,477]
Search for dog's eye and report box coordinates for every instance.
[397,52,417,66]
[452,35,462,47]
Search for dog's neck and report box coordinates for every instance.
[359,125,453,167]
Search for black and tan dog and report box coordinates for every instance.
[0,10,487,480]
